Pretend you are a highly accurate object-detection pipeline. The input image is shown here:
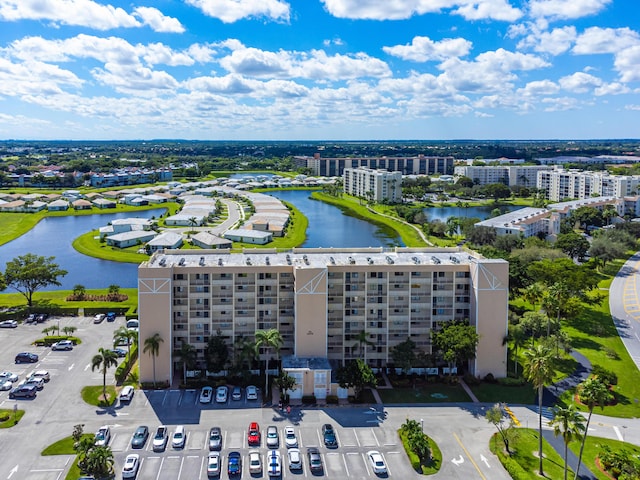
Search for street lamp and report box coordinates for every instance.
[420,418,424,433]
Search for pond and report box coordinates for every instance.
[423,204,521,222]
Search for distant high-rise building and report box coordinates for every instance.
[294,154,454,177]
[343,167,402,203]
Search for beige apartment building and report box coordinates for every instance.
[138,248,508,397]
[343,167,403,203]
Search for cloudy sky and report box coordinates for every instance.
[0,0,638,140]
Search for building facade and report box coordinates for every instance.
[295,154,454,177]
[343,167,402,203]
[454,165,552,187]
[138,248,509,395]
[537,170,640,202]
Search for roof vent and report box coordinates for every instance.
[286,254,292,265]
[265,256,270,265]
[159,258,166,267]
[450,256,460,264]
[303,255,309,265]
[199,256,205,266]
[431,256,441,264]
[412,256,420,264]
[329,256,336,265]
[178,257,185,266]
[367,257,374,265]
[218,258,223,266]
[348,256,356,265]
[246,258,252,265]
[386,256,394,264]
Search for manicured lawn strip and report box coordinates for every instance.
[470,383,535,404]
[398,429,442,475]
[81,385,117,407]
[562,292,640,418]
[378,384,471,403]
[311,192,427,247]
[0,288,138,309]
[490,428,569,480]
[42,434,93,455]
[568,435,640,480]
[0,408,25,427]
[64,456,82,480]
[73,230,150,263]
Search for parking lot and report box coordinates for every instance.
[0,315,510,480]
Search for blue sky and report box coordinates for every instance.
[0,0,638,140]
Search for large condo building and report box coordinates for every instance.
[294,154,454,177]
[454,165,552,187]
[537,170,640,202]
[343,167,402,203]
[138,248,508,398]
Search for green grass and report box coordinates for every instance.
[398,429,442,475]
[470,382,536,404]
[0,409,25,428]
[42,434,93,455]
[568,435,640,480]
[378,384,471,403]
[490,428,569,480]
[64,456,83,480]
[81,385,117,407]
[0,288,138,309]
[73,229,150,263]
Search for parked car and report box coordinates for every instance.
[246,385,258,400]
[322,423,337,447]
[106,312,116,322]
[14,352,38,363]
[367,450,387,474]
[21,377,44,390]
[266,425,279,448]
[0,320,18,328]
[267,450,281,477]
[284,426,298,448]
[121,454,140,479]
[200,386,213,404]
[0,380,13,391]
[130,426,149,449]
[36,313,48,323]
[227,451,242,476]
[209,427,222,451]
[231,385,242,401]
[215,385,228,403]
[152,426,168,452]
[307,447,323,472]
[207,452,221,477]
[171,425,186,449]
[25,314,36,323]
[109,348,127,358]
[120,385,134,402]
[248,450,262,474]
[0,371,19,382]
[126,319,139,330]
[30,370,50,382]
[51,340,73,351]
[94,426,111,447]
[93,313,105,324]
[288,448,303,471]
[8,385,36,399]
[247,422,260,446]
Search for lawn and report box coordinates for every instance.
[42,434,93,455]
[568,435,640,480]
[81,385,117,407]
[470,382,535,404]
[73,229,150,263]
[0,288,138,310]
[0,408,25,428]
[378,383,471,403]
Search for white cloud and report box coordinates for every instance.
[541,96,581,111]
[528,0,612,21]
[0,58,83,97]
[186,0,290,23]
[594,82,629,96]
[573,27,640,55]
[132,7,185,33]
[321,0,522,21]
[517,25,577,55]
[558,72,602,93]
[614,45,640,82]
[92,63,179,95]
[383,36,472,62]
[0,0,182,32]
[519,79,560,95]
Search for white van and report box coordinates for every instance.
[120,385,134,402]
[126,319,139,331]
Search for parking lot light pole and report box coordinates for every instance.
[421,418,424,433]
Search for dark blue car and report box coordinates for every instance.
[228,451,242,476]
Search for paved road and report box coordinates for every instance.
[609,252,640,372]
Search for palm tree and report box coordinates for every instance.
[523,344,556,476]
[62,326,77,337]
[176,342,197,384]
[255,329,284,396]
[522,282,545,311]
[549,404,585,480]
[143,333,164,388]
[508,323,527,376]
[84,445,114,477]
[73,284,86,299]
[574,377,613,480]
[113,326,138,358]
[353,330,375,363]
[91,348,118,403]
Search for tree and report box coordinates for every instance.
[254,329,283,396]
[549,404,585,480]
[83,445,114,477]
[400,419,431,464]
[176,342,197,384]
[589,238,626,269]
[113,326,137,357]
[143,333,164,388]
[91,347,118,403]
[73,284,86,299]
[486,403,518,454]
[274,371,297,402]
[507,323,527,376]
[206,330,229,373]
[353,330,375,362]
[482,183,511,201]
[522,282,545,311]
[62,326,77,337]
[431,322,479,376]
[523,345,556,476]
[391,338,417,374]
[3,254,68,306]
[555,233,590,260]
[574,377,613,480]
[336,359,376,400]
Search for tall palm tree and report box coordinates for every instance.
[176,342,197,384]
[522,282,545,311]
[143,333,164,388]
[508,323,527,376]
[113,326,138,357]
[574,377,612,480]
[255,329,283,396]
[549,404,585,480]
[523,344,556,477]
[91,347,118,403]
[353,330,375,363]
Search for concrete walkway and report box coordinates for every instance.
[543,350,592,406]
[542,430,598,480]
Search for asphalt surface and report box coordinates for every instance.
[609,252,640,372]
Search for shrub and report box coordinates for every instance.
[326,395,339,404]
[591,365,618,386]
[301,395,317,404]
[483,373,497,383]
[115,344,138,383]
[498,377,526,387]
[463,373,481,385]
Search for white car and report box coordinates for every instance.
[284,426,298,448]
[215,386,228,403]
[367,450,387,474]
[94,426,111,447]
[200,386,213,404]
[51,340,73,351]
[171,425,186,449]
[152,425,168,452]
[93,313,105,323]
[122,454,140,478]
[288,448,303,471]
[0,380,12,391]
[30,370,50,382]
[120,385,134,402]
[246,385,258,400]
[0,320,18,328]
[207,452,221,477]
[0,371,19,383]
[249,450,262,474]
[267,450,281,477]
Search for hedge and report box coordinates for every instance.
[115,343,138,383]
[33,336,81,346]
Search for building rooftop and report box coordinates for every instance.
[143,247,493,269]
[475,207,549,229]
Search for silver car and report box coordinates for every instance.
[266,425,279,448]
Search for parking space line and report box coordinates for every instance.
[354,429,360,447]
[155,457,165,480]
[371,429,380,446]
[383,452,392,476]
[161,391,168,406]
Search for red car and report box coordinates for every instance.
[248,422,260,446]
